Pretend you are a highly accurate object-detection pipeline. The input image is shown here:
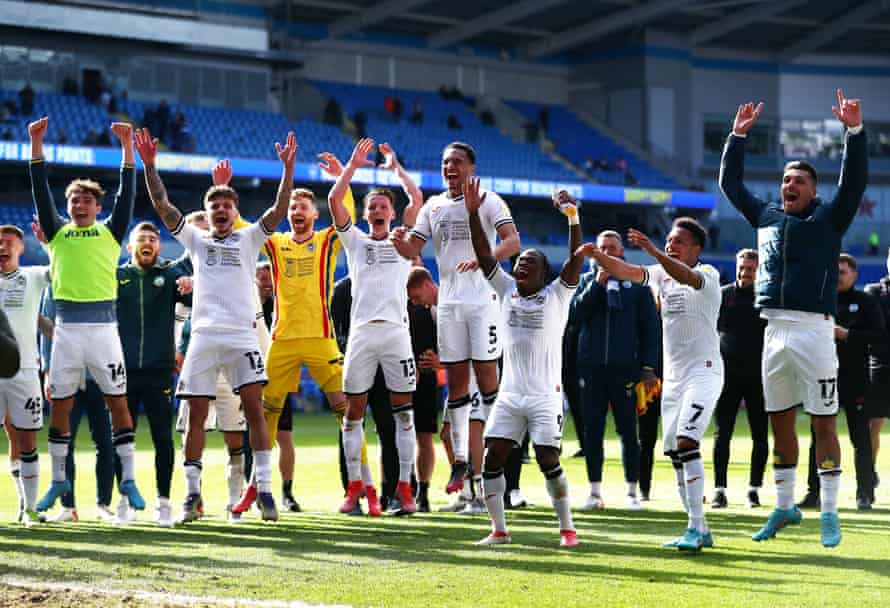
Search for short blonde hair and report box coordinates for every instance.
[204,185,239,206]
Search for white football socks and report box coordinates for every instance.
[342,418,364,483]
[775,466,796,510]
[394,407,416,483]
[482,471,507,533]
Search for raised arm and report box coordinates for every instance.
[628,228,703,289]
[107,122,136,243]
[465,177,497,277]
[553,190,583,286]
[379,143,423,227]
[575,243,646,284]
[28,117,65,241]
[134,128,182,231]
[329,138,374,229]
[261,131,297,233]
[827,88,868,232]
[718,102,768,227]
[317,152,357,223]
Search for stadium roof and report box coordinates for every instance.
[264,0,890,60]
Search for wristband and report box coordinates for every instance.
[568,213,580,226]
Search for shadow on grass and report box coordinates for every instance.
[4,505,890,593]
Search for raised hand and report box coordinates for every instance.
[28,117,49,142]
[274,131,298,168]
[552,189,578,219]
[176,276,193,296]
[110,122,133,145]
[31,218,47,245]
[627,228,658,256]
[462,177,486,214]
[575,243,601,258]
[134,128,159,166]
[212,159,233,186]
[732,101,764,136]
[317,152,344,177]
[832,88,862,129]
[348,138,376,170]
[379,142,401,171]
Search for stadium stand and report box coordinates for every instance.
[507,100,680,189]
[310,80,580,182]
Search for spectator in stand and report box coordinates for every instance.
[538,107,549,133]
[4,99,17,118]
[447,113,461,130]
[354,110,368,138]
[384,95,396,120]
[156,99,170,141]
[869,231,880,256]
[393,98,403,122]
[323,97,343,126]
[62,77,78,96]
[19,83,34,116]
[142,107,156,134]
[96,128,112,147]
[410,98,423,125]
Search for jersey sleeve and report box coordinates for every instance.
[485,264,515,300]
[698,264,723,300]
[410,202,431,242]
[31,266,51,292]
[334,218,361,255]
[246,220,273,251]
[640,264,665,290]
[170,216,198,252]
[552,275,579,313]
[480,191,514,231]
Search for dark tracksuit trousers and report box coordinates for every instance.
[62,379,114,509]
[115,371,176,499]
[712,362,768,489]
[578,364,641,484]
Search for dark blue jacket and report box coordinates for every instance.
[569,269,660,370]
[116,257,191,372]
[719,129,868,317]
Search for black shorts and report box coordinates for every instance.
[413,372,440,434]
[277,394,295,432]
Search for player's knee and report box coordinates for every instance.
[534,446,560,472]
[676,436,699,452]
[483,441,510,472]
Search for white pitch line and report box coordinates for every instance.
[1,578,357,608]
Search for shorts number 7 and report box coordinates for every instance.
[689,403,705,422]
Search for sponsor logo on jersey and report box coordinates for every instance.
[64,227,100,238]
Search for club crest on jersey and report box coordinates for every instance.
[153,276,165,288]
[229,232,241,243]
[307,242,316,253]
[849,303,859,312]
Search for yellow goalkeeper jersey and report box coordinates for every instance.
[262,189,355,341]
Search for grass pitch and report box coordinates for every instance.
[2,413,889,607]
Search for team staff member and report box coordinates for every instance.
[801,254,883,510]
[711,249,768,509]
[864,250,890,490]
[571,230,660,511]
[407,267,440,513]
[115,221,192,527]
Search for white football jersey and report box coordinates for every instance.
[0,266,49,369]
[411,189,514,306]
[338,220,412,330]
[488,266,576,397]
[171,219,270,335]
[643,263,722,381]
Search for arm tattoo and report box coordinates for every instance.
[144,165,182,229]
